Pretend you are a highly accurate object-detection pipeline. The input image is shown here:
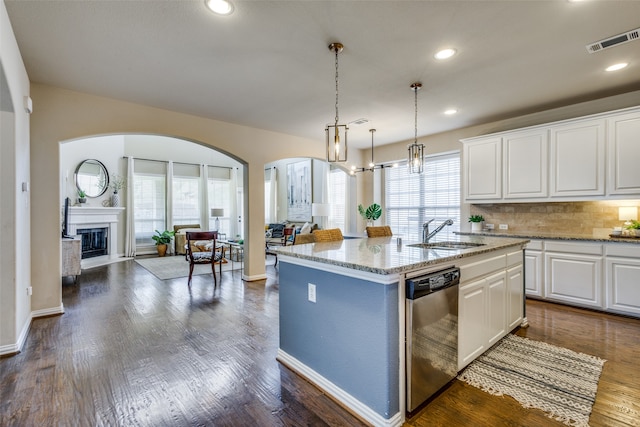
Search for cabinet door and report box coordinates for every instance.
[550,119,605,197]
[458,279,487,370]
[606,257,640,316]
[525,249,543,298]
[504,129,548,199]
[506,264,524,330]
[487,272,506,346]
[545,251,603,308]
[463,137,502,201]
[608,110,640,195]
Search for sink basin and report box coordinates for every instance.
[408,241,486,250]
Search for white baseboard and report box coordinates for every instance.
[0,313,33,356]
[242,273,266,281]
[32,303,65,318]
[277,349,403,427]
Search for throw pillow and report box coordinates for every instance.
[300,222,312,234]
[269,223,285,238]
[265,229,273,238]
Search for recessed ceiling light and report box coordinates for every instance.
[434,48,457,60]
[605,62,628,72]
[444,108,458,115]
[205,0,234,15]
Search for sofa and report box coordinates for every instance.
[173,224,202,255]
[265,221,318,247]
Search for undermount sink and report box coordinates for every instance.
[408,241,486,250]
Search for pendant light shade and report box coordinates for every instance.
[408,82,425,174]
[326,42,348,163]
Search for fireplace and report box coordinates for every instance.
[76,227,108,259]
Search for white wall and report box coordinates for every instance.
[0,0,32,355]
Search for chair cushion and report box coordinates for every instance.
[191,251,223,263]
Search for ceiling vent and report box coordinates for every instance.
[586,28,639,53]
[349,118,369,126]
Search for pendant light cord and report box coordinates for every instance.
[334,47,339,126]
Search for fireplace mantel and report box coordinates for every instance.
[69,207,125,268]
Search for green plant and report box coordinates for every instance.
[468,215,485,223]
[151,229,175,245]
[77,189,87,198]
[109,174,127,193]
[358,203,382,221]
[625,220,640,230]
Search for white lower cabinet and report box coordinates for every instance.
[459,278,488,369]
[524,240,544,298]
[545,242,603,309]
[506,264,524,330]
[487,272,507,346]
[605,244,640,316]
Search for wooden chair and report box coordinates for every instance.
[312,228,344,242]
[185,231,225,286]
[366,226,393,237]
[266,227,296,267]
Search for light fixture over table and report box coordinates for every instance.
[326,42,348,163]
[408,82,425,174]
[350,129,395,174]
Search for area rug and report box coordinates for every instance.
[135,255,275,280]
[458,334,606,427]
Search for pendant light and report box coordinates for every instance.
[408,82,425,174]
[350,129,393,174]
[326,42,348,163]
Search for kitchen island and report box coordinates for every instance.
[275,235,529,427]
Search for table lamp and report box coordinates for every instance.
[211,208,224,232]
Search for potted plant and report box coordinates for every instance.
[152,229,175,257]
[468,214,485,232]
[107,174,127,207]
[77,189,87,204]
[625,220,640,237]
[358,203,382,227]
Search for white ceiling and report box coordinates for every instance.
[5,0,640,149]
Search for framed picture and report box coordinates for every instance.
[287,159,312,221]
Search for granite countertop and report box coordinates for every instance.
[275,235,529,275]
[456,230,640,244]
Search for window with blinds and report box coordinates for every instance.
[385,151,460,241]
[133,173,166,245]
[172,163,201,225]
[327,168,347,230]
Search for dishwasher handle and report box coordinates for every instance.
[406,267,460,300]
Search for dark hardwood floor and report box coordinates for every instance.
[1,259,639,426]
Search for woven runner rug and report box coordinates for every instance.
[458,334,606,427]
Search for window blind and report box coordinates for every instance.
[385,152,460,241]
[327,168,347,230]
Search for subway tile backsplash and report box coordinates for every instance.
[470,201,640,235]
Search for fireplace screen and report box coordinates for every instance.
[77,227,108,259]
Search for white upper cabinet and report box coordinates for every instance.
[608,110,640,195]
[550,119,605,197]
[463,136,502,200]
[504,129,548,199]
[461,106,640,203]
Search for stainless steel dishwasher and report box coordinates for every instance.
[406,266,460,412]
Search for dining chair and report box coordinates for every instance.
[312,228,344,242]
[366,225,393,237]
[185,231,225,286]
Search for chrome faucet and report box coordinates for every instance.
[423,218,454,242]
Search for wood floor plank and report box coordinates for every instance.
[1,260,639,426]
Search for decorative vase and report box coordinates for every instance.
[471,222,483,232]
[157,244,168,257]
[111,191,120,207]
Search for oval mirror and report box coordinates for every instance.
[75,159,109,198]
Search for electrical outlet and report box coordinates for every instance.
[499,224,508,230]
[308,283,316,303]
[27,286,32,296]
[485,223,494,230]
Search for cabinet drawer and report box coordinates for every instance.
[545,241,602,256]
[460,253,506,284]
[506,250,523,267]
[606,243,640,258]
[526,240,543,251]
